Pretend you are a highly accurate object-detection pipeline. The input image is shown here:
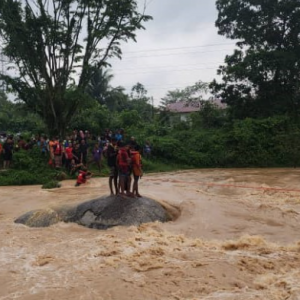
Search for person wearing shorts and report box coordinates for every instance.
[106,138,118,195]
[130,144,143,197]
[64,143,73,172]
[91,143,102,172]
[79,139,88,165]
[53,139,63,168]
[3,138,13,169]
[117,142,132,197]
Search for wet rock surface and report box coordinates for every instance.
[15,195,172,229]
[14,208,61,227]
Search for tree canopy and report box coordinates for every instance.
[212,0,300,119]
[161,81,208,107]
[0,0,152,136]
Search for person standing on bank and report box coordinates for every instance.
[53,139,63,169]
[79,139,88,165]
[3,137,13,169]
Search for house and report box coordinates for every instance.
[166,101,201,122]
[166,99,225,124]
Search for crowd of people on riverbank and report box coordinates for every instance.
[0,129,152,197]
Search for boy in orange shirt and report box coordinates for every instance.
[130,144,143,197]
[48,137,57,166]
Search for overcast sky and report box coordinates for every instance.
[109,0,236,106]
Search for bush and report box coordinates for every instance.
[42,180,61,189]
[143,115,300,168]
[0,146,57,186]
[0,170,40,185]
[228,116,295,167]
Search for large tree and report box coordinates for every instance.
[160,81,208,107]
[212,0,300,119]
[0,0,151,136]
[128,82,154,121]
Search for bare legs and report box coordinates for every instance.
[109,175,118,195]
[119,175,126,196]
[132,176,141,197]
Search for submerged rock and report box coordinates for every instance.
[15,208,60,227]
[15,195,175,229]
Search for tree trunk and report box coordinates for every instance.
[43,109,67,138]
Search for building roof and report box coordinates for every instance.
[166,99,225,113]
[166,101,200,113]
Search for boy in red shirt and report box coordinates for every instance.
[117,142,131,196]
[64,143,73,172]
[75,167,92,187]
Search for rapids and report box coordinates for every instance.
[1,168,300,299]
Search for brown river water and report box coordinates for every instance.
[1,169,300,300]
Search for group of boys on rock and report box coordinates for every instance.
[106,138,143,197]
[0,129,151,198]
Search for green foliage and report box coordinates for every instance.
[151,137,183,161]
[12,151,35,170]
[213,0,300,119]
[86,68,130,112]
[0,92,45,133]
[119,110,142,128]
[0,0,152,136]
[13,147,47,171]
[42,180,60,189]
[0,170,40,185]
[191,101,227,129]
[161,81,208,106]
[70,102,111,133]
[139,115,300,168]
[86,69,115,106]
[228,117,285,166]
[0,146,57,186]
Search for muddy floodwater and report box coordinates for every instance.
[1,169,300,300]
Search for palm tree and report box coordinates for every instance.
[86,68,128,111]
[86,68,114,105]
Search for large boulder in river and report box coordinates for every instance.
[14,208,62,227]
[15,195,178,229]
